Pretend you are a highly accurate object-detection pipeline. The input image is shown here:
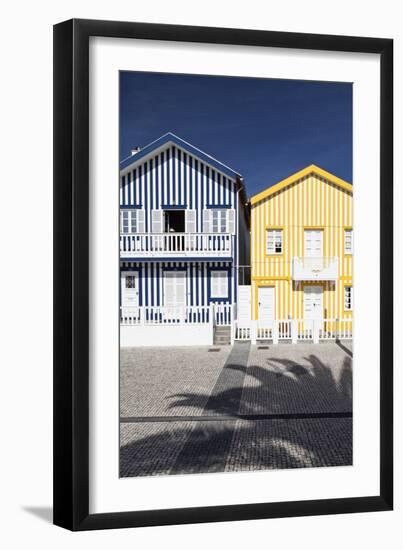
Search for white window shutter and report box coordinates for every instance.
[211,272,219,297]
[227,209,236,234]
[211,271,228,298]
[185,209,196,233]
[151,209,163,233]
[203,209,212,233]
[137,209,145,233]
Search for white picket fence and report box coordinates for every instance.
[211,302,232,326]
[235,318,353,343]
[121,306,351,345]
[120,303,232,327]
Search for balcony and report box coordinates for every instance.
[292,257,338,281]
[120,232,233,258]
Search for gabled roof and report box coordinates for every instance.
[120,132,242,181]
[250,164,353,205]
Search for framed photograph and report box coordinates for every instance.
[53,19,393,530]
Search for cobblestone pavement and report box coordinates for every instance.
[120,341,352,477]
[240,342,352,415]
[120,346,231,417]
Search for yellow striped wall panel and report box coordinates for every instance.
[250,165,353,321]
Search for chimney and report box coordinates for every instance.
[131,147,141,156]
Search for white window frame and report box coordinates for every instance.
[211,209,227,233]
[344,285,353,311]
[210,270,229,299]
[125,274,136,289]
[344,228,353,254]
[266,229,283,255]
[120,209,144,233]
[207,208,236,234]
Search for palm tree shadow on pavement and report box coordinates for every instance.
[120,351,353,477]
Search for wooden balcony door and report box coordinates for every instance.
[304,229,323,257]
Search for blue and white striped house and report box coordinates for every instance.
[119,133,250,347]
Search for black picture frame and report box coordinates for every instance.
[53,18,393,531]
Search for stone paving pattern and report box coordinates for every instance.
[239,342,352,415]
[225,417,352,471]
[120,346,231,417]
[120,342,353,477]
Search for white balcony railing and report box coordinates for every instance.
[292,257,338,281]
[120,233,233,258]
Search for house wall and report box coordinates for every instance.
[120,260,234,307]
[120,144,238,232]
[119,141,250,313]
[251,173,353,320]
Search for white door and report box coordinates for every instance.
[304,229,323,257]
[304,285,323,329]
[238,285,251,323]
[163,271,186,319]
[258,287,275,327]
[121,272,139,308]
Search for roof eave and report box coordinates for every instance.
[120,132,242,181]
[250,164,352,205]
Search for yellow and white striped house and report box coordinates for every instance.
[250,165,353,334]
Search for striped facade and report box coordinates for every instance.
[120,148,238,231]
[119,133,250,316]
[250,165,353,323]
[120,261,233,309]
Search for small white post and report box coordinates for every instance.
[291,319,298,344]
[209,304,215,345]
[273,321,279,345]
[251,320,257,345]
[313,319,320,344]
[209,304,215,329]
[140,306,145,326]
[230,305,235,345]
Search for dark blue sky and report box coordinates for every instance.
[120,72,352,197]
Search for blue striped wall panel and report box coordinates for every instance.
[120,145,237,231]
[120,261,234,308]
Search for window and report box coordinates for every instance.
[120,210,145,233]
[266,229,283,254]
[344,229,353,254]
[125,275,136,289]
[344,286,353,311]
[210,270,229,298]
[203,209,235,234]
[211,209,227,233]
